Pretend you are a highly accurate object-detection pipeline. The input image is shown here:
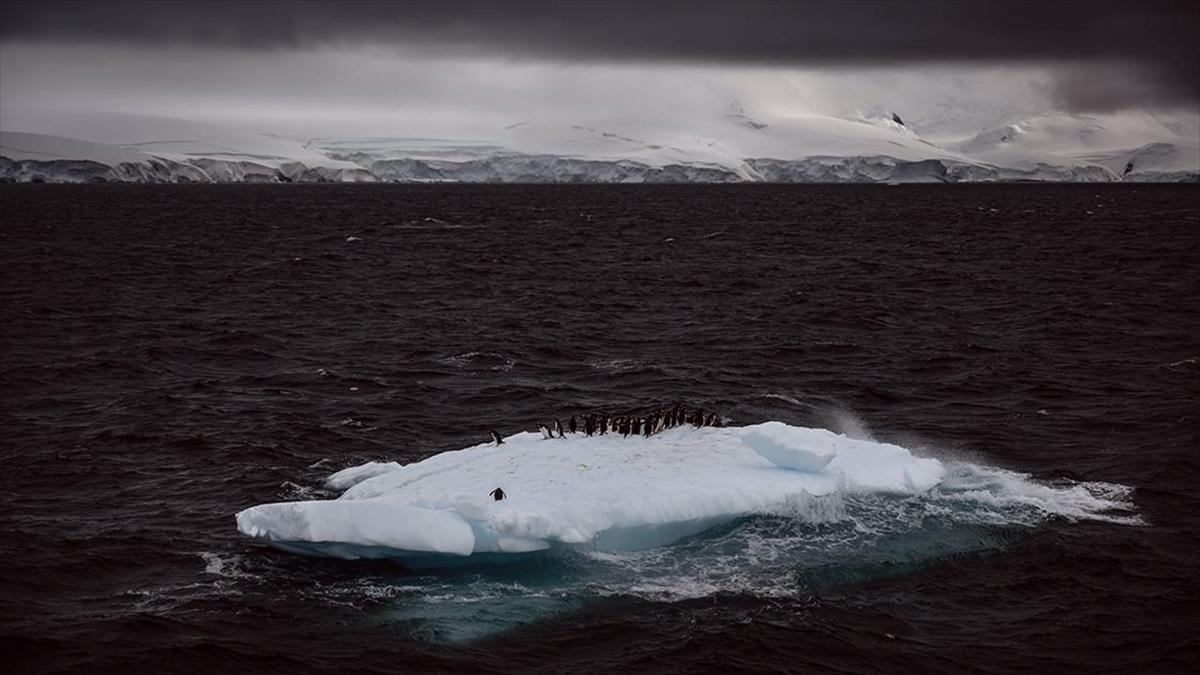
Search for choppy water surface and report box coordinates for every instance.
[2,185,1198,673]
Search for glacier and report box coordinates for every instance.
[0,131,376,184]
[3,107,1195,183]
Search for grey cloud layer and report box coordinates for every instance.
[2,0,1197,111]
[3,1,1195,62]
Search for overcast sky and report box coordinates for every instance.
[1,0,1197,139]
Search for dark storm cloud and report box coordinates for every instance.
[2,0,1198,110]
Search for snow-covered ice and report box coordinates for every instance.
[5,106,1196,183]
[236,422,947,566]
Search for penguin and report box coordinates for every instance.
[569,415,577,434]
[489,487,506,501]
[599,415,607,435]
[643,418,653,437]
[489,430,504,445]
[583,415,595,436]
[554,419,566,438]
[632,418,642,436]
[539,423,554,440]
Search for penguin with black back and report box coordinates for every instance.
[569,415,577,434]
[554,419,566,438]
[489,430,504,445]
[489,487,506,501]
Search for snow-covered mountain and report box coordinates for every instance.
[2,107,1196,183]
[955,111,1199,181]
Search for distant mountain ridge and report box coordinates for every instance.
[2,108,1196,183]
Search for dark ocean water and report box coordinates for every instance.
[2,184,1198,674]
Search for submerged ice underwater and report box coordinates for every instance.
[236,415,1138,640]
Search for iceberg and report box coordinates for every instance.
[236,422,946,567]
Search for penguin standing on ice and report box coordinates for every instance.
[489,487,506,501]
[539,423,554,439]
[554,419,566,438]
[569,415,577,434]
[489,430,504,445]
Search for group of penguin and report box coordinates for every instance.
[485,405,724,501]
[542,405,723,441]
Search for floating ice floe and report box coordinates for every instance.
[236,421,947,567]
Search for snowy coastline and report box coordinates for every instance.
[4,109,1196,184]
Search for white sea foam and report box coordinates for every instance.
[200,551,259,580]
[436,351,515,372]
